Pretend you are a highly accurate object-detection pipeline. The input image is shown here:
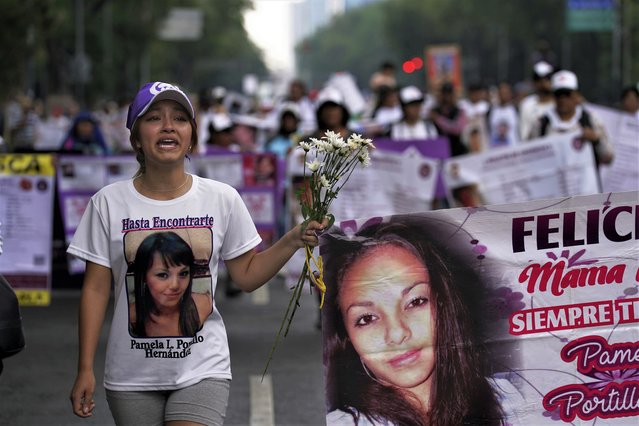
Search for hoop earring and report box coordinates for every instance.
[360,357,392,387]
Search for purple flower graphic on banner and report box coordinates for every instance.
[545,249,598,267]
[584,368,639,390]
[486,287,525,321]
[542,408,562,421]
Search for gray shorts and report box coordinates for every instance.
[106,378,230,426]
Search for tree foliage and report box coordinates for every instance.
[0,0,267,106]
[297,0,638,104]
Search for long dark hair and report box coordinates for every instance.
[322,219,503,426]
[132,231,200,337]
[315,101,350,132]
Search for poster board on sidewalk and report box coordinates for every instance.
[0,154,56,306]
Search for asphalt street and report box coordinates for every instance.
[0,277,327,426]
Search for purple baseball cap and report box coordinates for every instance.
[126,82,195,130]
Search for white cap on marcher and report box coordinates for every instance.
[280,102,301,120]
[316,86,345,108]
[533,61,554,78]
[551,70,578,91]
[211,113,233,132]
[399,86,424,104]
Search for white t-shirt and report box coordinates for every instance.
[67,174,261,391]
[519,94,554,140]
[488,104,520,148]
[390,120,439,141]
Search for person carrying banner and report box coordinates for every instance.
[619,85,639,119]
[67,81,327,425]
[531,70,614,168]
[322,219,523,426]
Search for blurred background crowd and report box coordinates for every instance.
[1,0,637,160]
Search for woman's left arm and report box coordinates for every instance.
[224,219,327,292]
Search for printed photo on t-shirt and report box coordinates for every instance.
[123,228,213,338]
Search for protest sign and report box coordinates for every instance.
[425,44,463,93]
[194,152,280,250]
[56,155,139,273]
[443,132,600,207]
[287,141,441,225]
[586,103,639,193]
[330,146,438,222]
[374,137,450,198]
[0,154,55,305]
[321,190,638,425]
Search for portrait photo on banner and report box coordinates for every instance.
[320,214,525,426]
[123,228,213,338]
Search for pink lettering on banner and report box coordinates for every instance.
[542,336,639,422]
[509,301,614,335]
[509,298,639,335]
[518,260,626,296]
[562,335,639,374]
[543,382,639,422]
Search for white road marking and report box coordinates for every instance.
[250,374,275,426]
[252,284,270,305]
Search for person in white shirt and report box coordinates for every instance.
[519,61,555,140]
[67,81,327,425]
[620,85,639,120]
[390,86,438,140]
[531,70,614,167]
[487,82,520,148]
[372,86,402,135]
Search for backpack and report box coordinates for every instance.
[539,109,601,165]
[0,274,26,370]
[539,108,593,136]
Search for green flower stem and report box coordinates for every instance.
[262,261,309,378]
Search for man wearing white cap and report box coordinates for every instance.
[390,86,439,140]
[519,61,555,140]
[532,70,613,167]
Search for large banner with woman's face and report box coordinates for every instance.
[320,191,638,425]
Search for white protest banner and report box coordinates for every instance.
[586,103,639,193]
[193,152,244,188]
[194,152,280,250]
[443,133,600,207]
[0,154,56,305]
[321,191,639,425]
[330,146,438,222]
[57,155,139,273]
